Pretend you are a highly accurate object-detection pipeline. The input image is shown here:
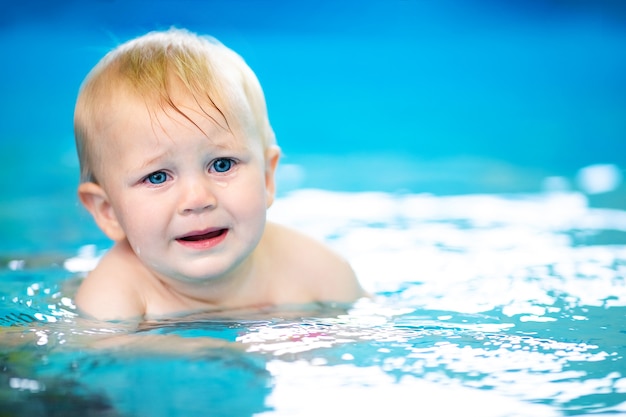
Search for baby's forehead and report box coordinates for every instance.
[95,80,257,148]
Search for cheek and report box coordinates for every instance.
[228,175,269,220]
[113,197,163,239]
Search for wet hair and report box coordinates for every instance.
[74,28,275,183]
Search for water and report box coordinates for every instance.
[2,189,626,416]
[2,1,626,416]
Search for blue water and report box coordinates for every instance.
[2,190,626,416]
[2,1,626,416]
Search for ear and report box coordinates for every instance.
[264,146,281,208]
[78,182,126,241]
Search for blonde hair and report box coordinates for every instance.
[74,28,275,183]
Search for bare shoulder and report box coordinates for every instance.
[264,222,367,302]
[74,242,145,321]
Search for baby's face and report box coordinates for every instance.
[95,88,276,284]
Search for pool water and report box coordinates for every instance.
[2,1,626,416]
[2,188,626,416]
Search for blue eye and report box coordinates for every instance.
[212,158,234,173]
[146,171,168,184]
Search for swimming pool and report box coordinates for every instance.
[2,1,626,416]
[2,188,626,416]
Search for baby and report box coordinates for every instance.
[73,28,366,321]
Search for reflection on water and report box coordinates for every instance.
[237,300,625,416]
[1,189,626,416]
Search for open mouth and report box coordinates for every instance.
[176,229,228,246]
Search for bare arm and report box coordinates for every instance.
[265,222,369,303]
[74,241,146,322]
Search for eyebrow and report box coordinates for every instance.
[135,138,246,171]
[137,150,171,171]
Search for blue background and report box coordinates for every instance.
[1,0,625,253]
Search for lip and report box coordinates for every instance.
[175,228,228,250]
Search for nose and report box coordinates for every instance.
[177,176,217,215]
